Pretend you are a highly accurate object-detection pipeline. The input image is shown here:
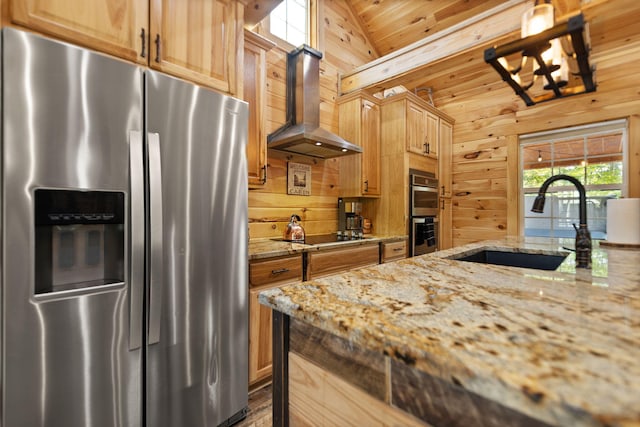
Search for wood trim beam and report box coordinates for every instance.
[272,311,290,427]
[506,135,521,236]
[629,115,640,198]
[339,0,533,95]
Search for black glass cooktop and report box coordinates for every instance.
[303,233,369,245]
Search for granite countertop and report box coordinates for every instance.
[248,234,407,260]
[259,236,640,426]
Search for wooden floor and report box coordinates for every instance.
[236,383,272,427]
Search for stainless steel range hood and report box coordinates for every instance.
[267,45,362,159]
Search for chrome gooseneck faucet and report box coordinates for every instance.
[531,174,592,269]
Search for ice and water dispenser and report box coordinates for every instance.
[34,189,125,294]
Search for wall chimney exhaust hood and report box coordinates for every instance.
[267,45,362,159]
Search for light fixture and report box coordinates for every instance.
[484,1,595,107]
[538,150,542,162]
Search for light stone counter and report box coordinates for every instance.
[248,234,406,260]
[259,236,640,426]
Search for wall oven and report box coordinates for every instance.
[412,216,439,256]
[410,170,439,217]
[410,169,439,256]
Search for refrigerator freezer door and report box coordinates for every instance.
[145,70,249,426]
[2,29,144,426]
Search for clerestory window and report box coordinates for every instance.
[269,0,308,47]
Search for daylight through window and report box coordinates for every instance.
[269,0,308,47]
[520,120,627,239]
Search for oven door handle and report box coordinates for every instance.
[413,186,439,193]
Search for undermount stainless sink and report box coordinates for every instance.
[449,249,569,271]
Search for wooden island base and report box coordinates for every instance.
[272,312,551,427]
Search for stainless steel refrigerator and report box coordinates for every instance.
[1,28,248,427]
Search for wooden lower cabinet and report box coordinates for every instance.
[381,240,407,263]
[440,197,453,250]
[249,254,303,387]
[306,244,379,280]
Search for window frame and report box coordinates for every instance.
[259,0,316,50]
[519,119,628,239]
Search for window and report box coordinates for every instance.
[269,0,308,47]
[520,120,627,239]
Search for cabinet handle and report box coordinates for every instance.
[393,247,404,252]
[441,199,445,210]
[364,180,369,192]
[271,268,290,275]
[140,28,146,58]
[441,185,445,196]
[154,34,161,63]
[261,165,267,184]
[423,142,430,155]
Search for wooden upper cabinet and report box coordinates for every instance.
[438,120,453,198]
[9,0,148,64]
[149,0,243,94]
[9,0,244,94]
[338,91,381,197]
[406,101,425,156]
[244,30,274,187]
[407,99,438,158]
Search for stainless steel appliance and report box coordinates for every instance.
[412,216,440,256]
[1,28,248,427]
[338,197,364,238]
[267,45,362,158]
[410,170,439,256]
[410,170,439,217]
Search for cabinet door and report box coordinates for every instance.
[249,284,278,385]
[382,241,407,262]
[406,101,427,155]
[249,254,302,386]
[150,0,241,94]
[306,244,379,280]
[438,120,453,198]
[440,197,453,250]
[425,111,439,158]
[10,0,147,64]
[361,99,381,196]
[244,31,273,187]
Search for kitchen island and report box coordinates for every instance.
[258,237,640,427]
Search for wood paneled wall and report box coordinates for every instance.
[248,0,377,239]
[431,0,640,247]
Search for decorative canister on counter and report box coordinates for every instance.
[363,218,372,234]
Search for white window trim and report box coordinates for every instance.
[519,119,629,237]
[261,0,312,50]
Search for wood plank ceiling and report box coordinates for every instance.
[345,0,583,98]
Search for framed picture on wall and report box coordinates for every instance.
[287,162,311,196]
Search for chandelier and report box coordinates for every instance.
[484,0,595,106]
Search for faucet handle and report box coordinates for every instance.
[572,223,579,232]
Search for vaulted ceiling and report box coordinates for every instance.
[341,0,586,104]
[346,0,582,57]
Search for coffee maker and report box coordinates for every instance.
[338,198,364,239]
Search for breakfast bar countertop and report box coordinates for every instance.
[259,236,640,426]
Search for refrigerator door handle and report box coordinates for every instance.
[148,132,163,345]
[129,130,144,350]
